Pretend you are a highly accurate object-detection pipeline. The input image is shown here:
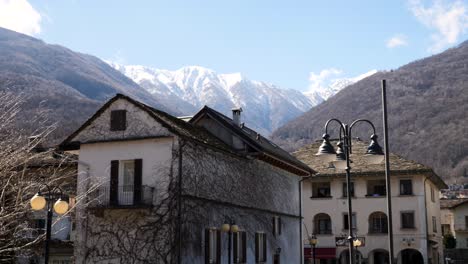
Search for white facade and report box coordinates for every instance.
[441,201,468,248]
[302,173,443,264]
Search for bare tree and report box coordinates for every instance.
[0,92,77,263]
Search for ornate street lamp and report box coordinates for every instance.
[30,184,69,264]
[309,235,318,264]
[315,118,384,264]
[221,222,239,264]
[353,238,362,264]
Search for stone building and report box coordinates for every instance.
[60,94,314,263]
[294,140,447,264]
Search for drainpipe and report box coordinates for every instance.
[299,175,312,264]
[423,177,429,264]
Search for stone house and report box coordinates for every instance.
[294,140,447,264]
[59,94,314,264]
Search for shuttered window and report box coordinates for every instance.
[205,229,221,264]
[233,231,247,263]
[255,232,267,263]
[110,110,127,131]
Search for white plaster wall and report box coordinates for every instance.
[302,174,439,263]
[440,208,455,235]
[453,203,468,248]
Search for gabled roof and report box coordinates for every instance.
[440,198,468,209]
[59,94,233,153]
[293,139,447,189]
[59,94,313,176]
[190,106,315,176]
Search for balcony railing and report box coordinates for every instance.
[88,185,153,208]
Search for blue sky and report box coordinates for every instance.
[2,0,468,91]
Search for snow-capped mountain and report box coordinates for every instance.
[108,62,374,135]
[304,70,378,103]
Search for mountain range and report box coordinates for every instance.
[108,62,374,135]
[272,41,468,181]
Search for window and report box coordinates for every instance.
[432,216,437,233]
[430,187,435,202]
[369,212,388,233]
[34,219,46,234]
[205,228,220,264]
[311,182,331,198]
[314,213,332,234]
[401,212,415,229]
[442,224,451,235]
[110,159,143,206]
[342,182,355,197]
[343,213,357,230]
[366,180,386,196]
[255,232,267,263]
[272,216,282,237]
[110,110,127,131]
[234,231,247,263]
[400,179,413,195]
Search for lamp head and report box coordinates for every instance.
[221,223,231,232]
[231,224,239,233]
[333,141,347,170]
[53,198,69,215]
[315,134,336,163]
[30,193,46,211]
[353,238,362,247]
[309,235,318,246]
[364,134,385,164]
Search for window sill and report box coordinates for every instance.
[315,233,333,236]
[365,195,386,198]
[367,232,388,236]
[398,194,414,197]
[340,196,356,199]
[400,227,417,230]
[310,196,333,199]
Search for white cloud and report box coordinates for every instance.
[0,0,42,36]
[387,34,408,48]
[308,68,343,92]
[409,0,468,53]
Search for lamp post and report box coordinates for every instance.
[30,184,69,264]
[315,118,384,264]
[353,238,362,264]
[309,235,318,264]
[221,222,239,264]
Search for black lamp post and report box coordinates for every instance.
[30,184,69,264]
[315,118,384,264]
[309,235,318,264]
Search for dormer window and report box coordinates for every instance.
[110,110,126,131]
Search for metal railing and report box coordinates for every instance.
[88,185,153,208]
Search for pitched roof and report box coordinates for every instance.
[59,94,313,176]
[190,106,315,175]
[293,139,447,188]
[59,94,233,154]
[440,198,468,209]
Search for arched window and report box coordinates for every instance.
[314,213,332,234]
[369,212,388,233]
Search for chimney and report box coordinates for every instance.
[232,108,242,126]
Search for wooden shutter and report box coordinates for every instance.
[255,233,259,262]
[262,234,267,262]
[110,110,126,131]
[133,159,143,204]
[110,160,119,205]
[233,232,238,263]
[216,230,221,264]
[242,232,247,262]
[204,229,210,264]
[272,217,276,237]
[278,217,282,235]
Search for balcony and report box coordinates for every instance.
[88,185,153,208]
[454,224,468,233]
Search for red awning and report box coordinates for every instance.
[304,247,336,259]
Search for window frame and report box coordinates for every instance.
[311,181,332,198]
[205,228,221,264]
[399,179,413,195]
[314,213,332,235]
[342,182,355,198]
[430,186,435,203]
[234,231,247,264]
[369,212,388,234]
[343,212,357,230]
[366,179,387,197]
[401,211,416,229]
[255,232,267,263]
[432,216,437,233]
